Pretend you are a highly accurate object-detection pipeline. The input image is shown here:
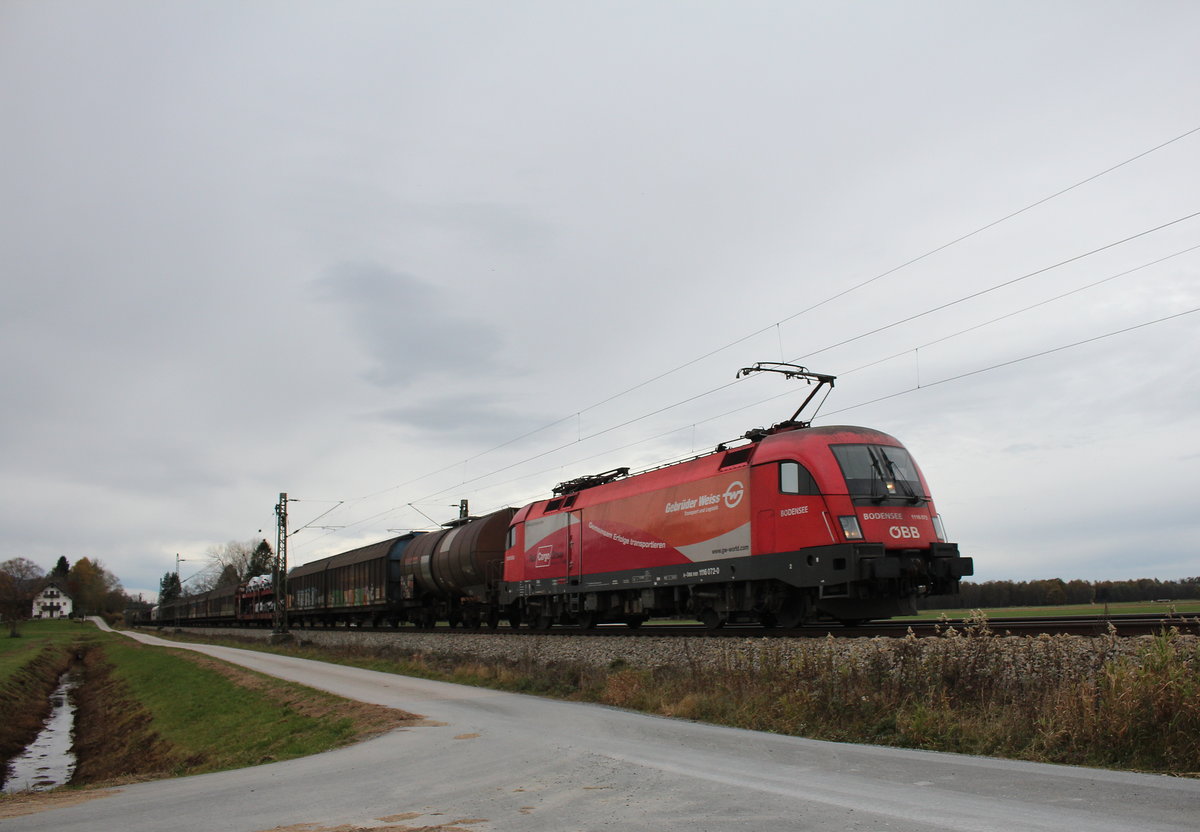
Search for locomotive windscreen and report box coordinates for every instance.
[830,444,925,504]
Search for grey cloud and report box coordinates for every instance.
[312,264,504,387]
[371,394,545,442]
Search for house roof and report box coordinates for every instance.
[38,579,72,598]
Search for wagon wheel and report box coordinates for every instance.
[700,609,725,630]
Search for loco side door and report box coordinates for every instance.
[751,459,835,556]
[567,509,584,586]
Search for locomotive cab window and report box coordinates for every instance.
[779,461,820,495]
[831,444,925,505]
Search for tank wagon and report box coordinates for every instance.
[399,508,515,628]
[155,366,972,630]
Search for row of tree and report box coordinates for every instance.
[158,539,274,605]
[0,555,135,635]
[921,576,1200,609]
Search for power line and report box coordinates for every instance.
[573,125,1200,417]
[438,212,1200,502]
[328,123,1200,516]
[303,301,1199,547]
[463,304,1200,518]
[303,230,1200,546]
[823,306,1200,417]
[422,250,1200,520]
[839,241,1200,376]
[790,210,1200,364]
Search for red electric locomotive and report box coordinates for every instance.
[500,365,971,628]
[155,365,970,632]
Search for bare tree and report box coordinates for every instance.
[192,539,270,591]
[0,557,46,637]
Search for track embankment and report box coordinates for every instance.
[158,623,1196,671]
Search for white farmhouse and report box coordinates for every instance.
[32,581,73,619]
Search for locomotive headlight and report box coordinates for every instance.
[932,514,947,542]
[839,515,864,540]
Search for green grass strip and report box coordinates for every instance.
[98,636,366,772]
[0,620,95,687]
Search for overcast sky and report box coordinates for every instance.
[3,1,1198,600]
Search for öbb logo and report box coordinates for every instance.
[888,526,921,540]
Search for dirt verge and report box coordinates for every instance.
[70,643,185,784]
[68,644,425,786]
[0,788,119,820]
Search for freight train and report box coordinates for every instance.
[155,366,972,630]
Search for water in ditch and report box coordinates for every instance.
[2,669,79,793]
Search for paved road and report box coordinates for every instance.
[8,623,1197,832]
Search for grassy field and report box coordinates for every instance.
[1,619,414,792]
[898,600,1200,620]
[0,619,95,684]
[89,637,410,777]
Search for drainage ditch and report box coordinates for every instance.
[2,667,79,793]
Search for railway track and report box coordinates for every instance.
[261,612,1198,639]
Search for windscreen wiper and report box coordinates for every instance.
[879,449,922,504]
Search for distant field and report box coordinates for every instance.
[898,600,1200,620]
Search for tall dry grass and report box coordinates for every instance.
[591,618,1200,774]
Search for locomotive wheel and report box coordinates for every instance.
[700,609,725,630]
[624,615,644,629]
[776,592,814,628]
[759,612,778,629]
[577,611,598,630]
[535,612,555,630]
[486,610,501,630]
